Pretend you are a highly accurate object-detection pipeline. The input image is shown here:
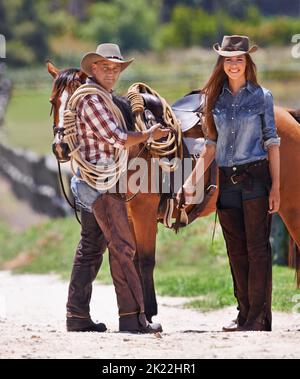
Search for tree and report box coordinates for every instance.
[79,0,159,51]
[3,0,50,66]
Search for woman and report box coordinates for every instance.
[178,35,280,332]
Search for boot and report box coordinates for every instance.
[67,316,107,333]
[218,207,250,327]
[242,196,273,331]
[66,209,107,325]
[119,313,163,334]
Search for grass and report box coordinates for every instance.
[0,215,299,313]
[1,87,53,155]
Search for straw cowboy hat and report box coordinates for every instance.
[81,43,134,76]
[213,35,258,57]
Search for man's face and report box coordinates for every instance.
[91,60,122,91]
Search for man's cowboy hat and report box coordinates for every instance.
[213,35,258,57]
[81,43,134,76]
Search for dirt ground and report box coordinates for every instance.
[1,175,300,359]
[0,271,299,359]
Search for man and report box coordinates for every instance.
[67,43,168,333]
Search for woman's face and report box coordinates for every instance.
[223,55,247,82]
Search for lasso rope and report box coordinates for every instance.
[63,84,128,191]
[127,83,182,172]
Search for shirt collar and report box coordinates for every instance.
[221,80,256,96]
[87,77,114,97]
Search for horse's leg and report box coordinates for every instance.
[127,193,160,322]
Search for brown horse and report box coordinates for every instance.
[47,62,300,322]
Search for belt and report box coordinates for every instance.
[220,159,269,186]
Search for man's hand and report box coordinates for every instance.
[148,124,169,141]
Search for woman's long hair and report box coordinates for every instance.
[202,53,258,141]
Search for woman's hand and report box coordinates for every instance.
[269,185,280,214]
[176,186,195,210]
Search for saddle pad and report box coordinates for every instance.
[183,137,205,157]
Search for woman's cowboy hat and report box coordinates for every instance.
[213,35,258,57]
[81,43,134,76]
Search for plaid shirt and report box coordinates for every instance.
[76,79,128,164]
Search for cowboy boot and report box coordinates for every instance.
[119,313,163,334]
[217,207,249,331]
[238,196,273,332]
[91,194,163,334]
[66,208,108,332]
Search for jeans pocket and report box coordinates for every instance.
[71,178,101,212]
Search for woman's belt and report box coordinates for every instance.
[219,159,271,188]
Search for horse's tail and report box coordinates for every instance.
[296,245,300,289]
[289,237,300,288]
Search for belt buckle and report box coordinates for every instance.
[231,174,238,185]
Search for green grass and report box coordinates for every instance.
[0,215,299,313]
[1,88,53,155]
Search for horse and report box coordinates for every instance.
[47,62,300,323]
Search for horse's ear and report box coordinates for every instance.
[78,70,88,83]
[46,60,60,78]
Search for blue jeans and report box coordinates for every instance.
[71,175,104,213]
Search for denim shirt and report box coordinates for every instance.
[206,81,280,167]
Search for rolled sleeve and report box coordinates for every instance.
[83,95,127,149]
[264,137,281,150]
[262,91,281,150]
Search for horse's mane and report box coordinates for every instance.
[54,68,85,94]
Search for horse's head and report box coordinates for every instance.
[47,61,87,129]
[47,61,87,162]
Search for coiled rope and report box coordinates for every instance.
[63,84,128,191]
[127,83,182,172]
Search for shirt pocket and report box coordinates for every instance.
[212,107,227,130]
[240,102,263,130]
[240,103,263,118]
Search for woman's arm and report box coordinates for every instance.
[268,145,280,214]
[261,91,281,214]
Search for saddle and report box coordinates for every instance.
[142,90,218,231]
[141,91,206,132]
[172,91,205,132]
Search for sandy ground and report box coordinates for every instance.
[1,174,300,359]
[0,271,299,359]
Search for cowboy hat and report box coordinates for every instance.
[213,35,258,57]
[80,43,134,76]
